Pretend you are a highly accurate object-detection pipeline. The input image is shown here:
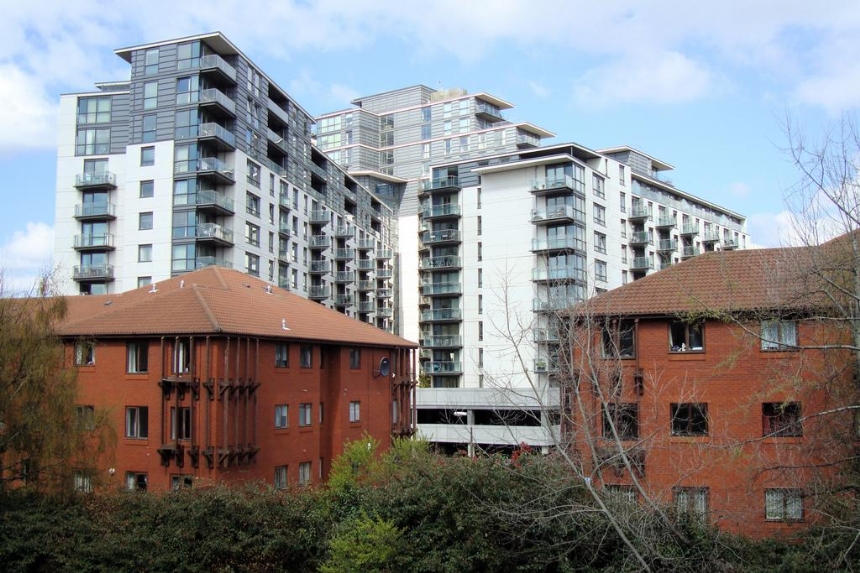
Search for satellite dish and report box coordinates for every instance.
[378,357,391,378]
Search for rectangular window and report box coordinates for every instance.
[76,405,95,431]
[138,244,152,263]
[299,403,312,427]
[603,403,639,440]
[765,489,803,521]
[593,204,606,226]
[350,348,361,369]
[300,346,312,368]
[170,407,192,440]
[761,320,797,350]
[674,487,709,518]
[125,406,149,438]
[619,164,626,185]
[77,96,111,124]
[245,223,260,247]
[142,114,156,143]
[275,344,289,368]
[139,212,153,230]
[75,340,96,365]
[595,260,607,282]
[602,320,635,358]
[298,461,311,486]
[247,160,261,188]
[126,472,148,491]
[76,128,111,155]
[138,276,152,288]
[594,232,607,254]
[592,174,605,198]
[144,48,159,75]
[319,403,324,424]
[143,81,158,110]
[763,402,802,437]
[140,180,154,198]
[669,321,704,352]
[140,146,155,166]
[349,401,361,422]
[670,403,708,436]
[74,472,93,493]
[619,192,626,213]
[127,341,149,373]
[274,465,287,489]
[604,485,637,505]
[275,404,288,429]
[246,191,261,217]
[245,253,260,277]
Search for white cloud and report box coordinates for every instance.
[0,222,54,296]
[727,182,751,199]
[528,81,550,98]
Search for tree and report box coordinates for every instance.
[0,274,112,493]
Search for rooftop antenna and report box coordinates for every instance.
[149,283,158,294]
[281,318,290,331]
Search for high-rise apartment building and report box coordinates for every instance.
[54,33,396,331]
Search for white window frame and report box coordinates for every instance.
[298,461,311,486]
[275,404,289,429]
[125,406,148,438]
[299,403,312,427]
[761,320,797,350]
[765,488,803,521]
[274,465,288,489]
[349,401,361,423]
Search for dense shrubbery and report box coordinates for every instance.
[1,439,857,572]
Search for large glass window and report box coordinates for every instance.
[670,403,708,436]
[175,109,199,139]
[76,128,110,155]
[77,97,111,124]
[765,489,803,521]
[177,41,202,70]
[669,321,704,352]
[172,244,197,272]
[176,76,200,104]
[125,406,149,438]
[602,403,639,440]
[144,48,159,75]
[142,114,156,143]
[143,81,158,110]
[602,320,635,358]
[127,341,149,373]
[761,320,797,350]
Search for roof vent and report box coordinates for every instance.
[281,318,290,331]
[265,285,272,294]
[149,283,158,294]
[180,280,185,289]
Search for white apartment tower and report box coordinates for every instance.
[54,33,396,330]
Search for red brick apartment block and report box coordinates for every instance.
[58,267,417,492]
[567,235,860,537]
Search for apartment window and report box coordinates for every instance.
[76,405,95,431]
[619,164,626,185]
[459,118,469,133]
[621,245,628,264]
[173,339,190,373]
[275,344,289,368]
[175,76,199,104]
[421,124,431,140]
[300,346,312,368]
[171,476,194,490]
[141,114,156,143]
[478,321,484,341]
[765,489,803,521]
[477,242,482,261]
[593,204,606,226]
[298,461,311,486]
[127,341,149,373]
[139,212,153,230]
[670,403,708,436]
[170,407,192,440]
[595,260,607,282]
[140,180,154,198]
[246,191,261,217]
[593,174,605,198]
[245,253,260,276]
[603,403,639,440]
[144,47,159,75]
[604,485,637,505]
[602,320,635,358]
[138,244,152,263]
[477,216,482,235]
[275,404,289,429]
[245,223,260,247]
[478,294,483,314]
[75,340,96,365]
[761,320,797,350]
[478,268,483,288]
[76,128,110,155]
[674,487,709,518]
[77,96,111,124]
[669,321,704,352]
[594,232,607,254]
[125,406,149,438]
[619,192,626,213]
[763,402,802,437]
[140,146,155,166]
[349,401,361,422]
[137,277,152,288]
[350,348,361,369]
[143,81,158,110]
[299,403,312,427]
[274,466,288,490]
[126,472,148,491]
[74,472,93,493]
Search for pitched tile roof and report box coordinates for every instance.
[579,242,841,318]
[57,267,416,348]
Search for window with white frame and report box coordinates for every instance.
[604,484,636,505]
[594,232,606,254]
[595,260,607,283]
[138,244,152,263]
[761,320,797,350]
[669,320,704,352]
[127,341,149,373]
[74,471,93,493]
[75,340,96,365]
[765,489,803,521]
[245,253,260,277]
[125,406,148,438]
[349,401,361,422]
[593,204,606,226]
[143,81,158,110]
[275,344,289,368]
[298,461,311,486]
[299,403,312,427]
[275,404,288,429]
[592,174,605,198]
[274,465,288,489]
[674,487,709,518]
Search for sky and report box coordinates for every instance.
[1,0,859,293]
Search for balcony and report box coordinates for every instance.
[629,205,650,221]
[73,233,114,251]
[723,239,739,250]
[533,297,577,312]
[357,280,375,292]
[308,285,330,299]
[681,224,699,236]
[278,221,291,237]
[421,176,461,194]
[198,122,236,150]
[198,88,236,117]
[377,288,393,298]
[334,294,352,306]
[423,335,462,348]
[533,328,561,343]
[377,306,394,318]
[196,223,234,245]
[531,236,585,253]
[420,204,461,219]
[531,205,585,225]
[356,259,375,271]
[267,100,290,127]
[74,171,117,189]
[309,209,329,224]
[658,239,677,252]
[420,256,461,270]
[277,249,289,264]
[475,101,504,122]
[334,225,354,238]
[176,157,235,184]
[278,190,291,209]
[656,216,676,229]
[198,53,237,83]
[195,256,233,270]
[533,360,557,374]
[73,264,114,281]
[309,235,330,249]
[357,301,375,313]
[376,248,393,259]
[630,256,654,271]
[532,266,587,283]
[420,308,462,322]
[195,190,234,215]
[516,132,540,149]
[74,202,116,220]
[333,248,355,260]
[333,271,355,283]
[267,128,289,153]
[422,229,461,245]
[702,230,721,244]
[422,282,461,296]
[629,231,650,246]
[681,245,701,259]
[530,175,580,196]
[309,260,330,274]
[424,361,462,375]
[376,268,394,279]
[355,238,375,250]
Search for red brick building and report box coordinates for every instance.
[58,267,416,492]
[569,239,858,536]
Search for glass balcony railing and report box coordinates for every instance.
[531,236,585,252]
[199,88,235,115]
[357,280,374,291]
[682,246,701,258]
[377,288,393,298]
[629,231,650,244]
[377,307,394,317]
[424,361,462,375]
[309,235,330,248]
[198,122,236,147]
[532,266,587,282]
[681,224,699,235]
[355,238,375,250]
[376,249,393,259]
[530,175,581,194]
[631,256,654,270]
[532,297,577,312]
[198,54,237,80]
[629,205,650,220]
[333,271,355,282]
[74,234,114,249]
[422,176,460,191]
[356,259,375,270]
[73,265,114,280]
[658,239,677,251]
[420,256,461,270]
[309,286,330,299]
[334,294,352,306]
[196,256,233,270]
[531,205,585,224]
[75,203,116,219]
[333,248,355,260]
[309,209,329,224]
[420,204,461,218]
[422,335,462,347]
[422,229,461,244]
[195,190,234,213]
[358,301,375,313]
[334,225,354,238]
[656,216,676,228]
[309,260,330,273]
[376,268,394,278]
[75,171,117,189]
[420,308,462,321]
[196,223,233,243]
[422,282,461,296]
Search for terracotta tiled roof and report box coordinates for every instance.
[579,242,843,318]
[57,267,416,347]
